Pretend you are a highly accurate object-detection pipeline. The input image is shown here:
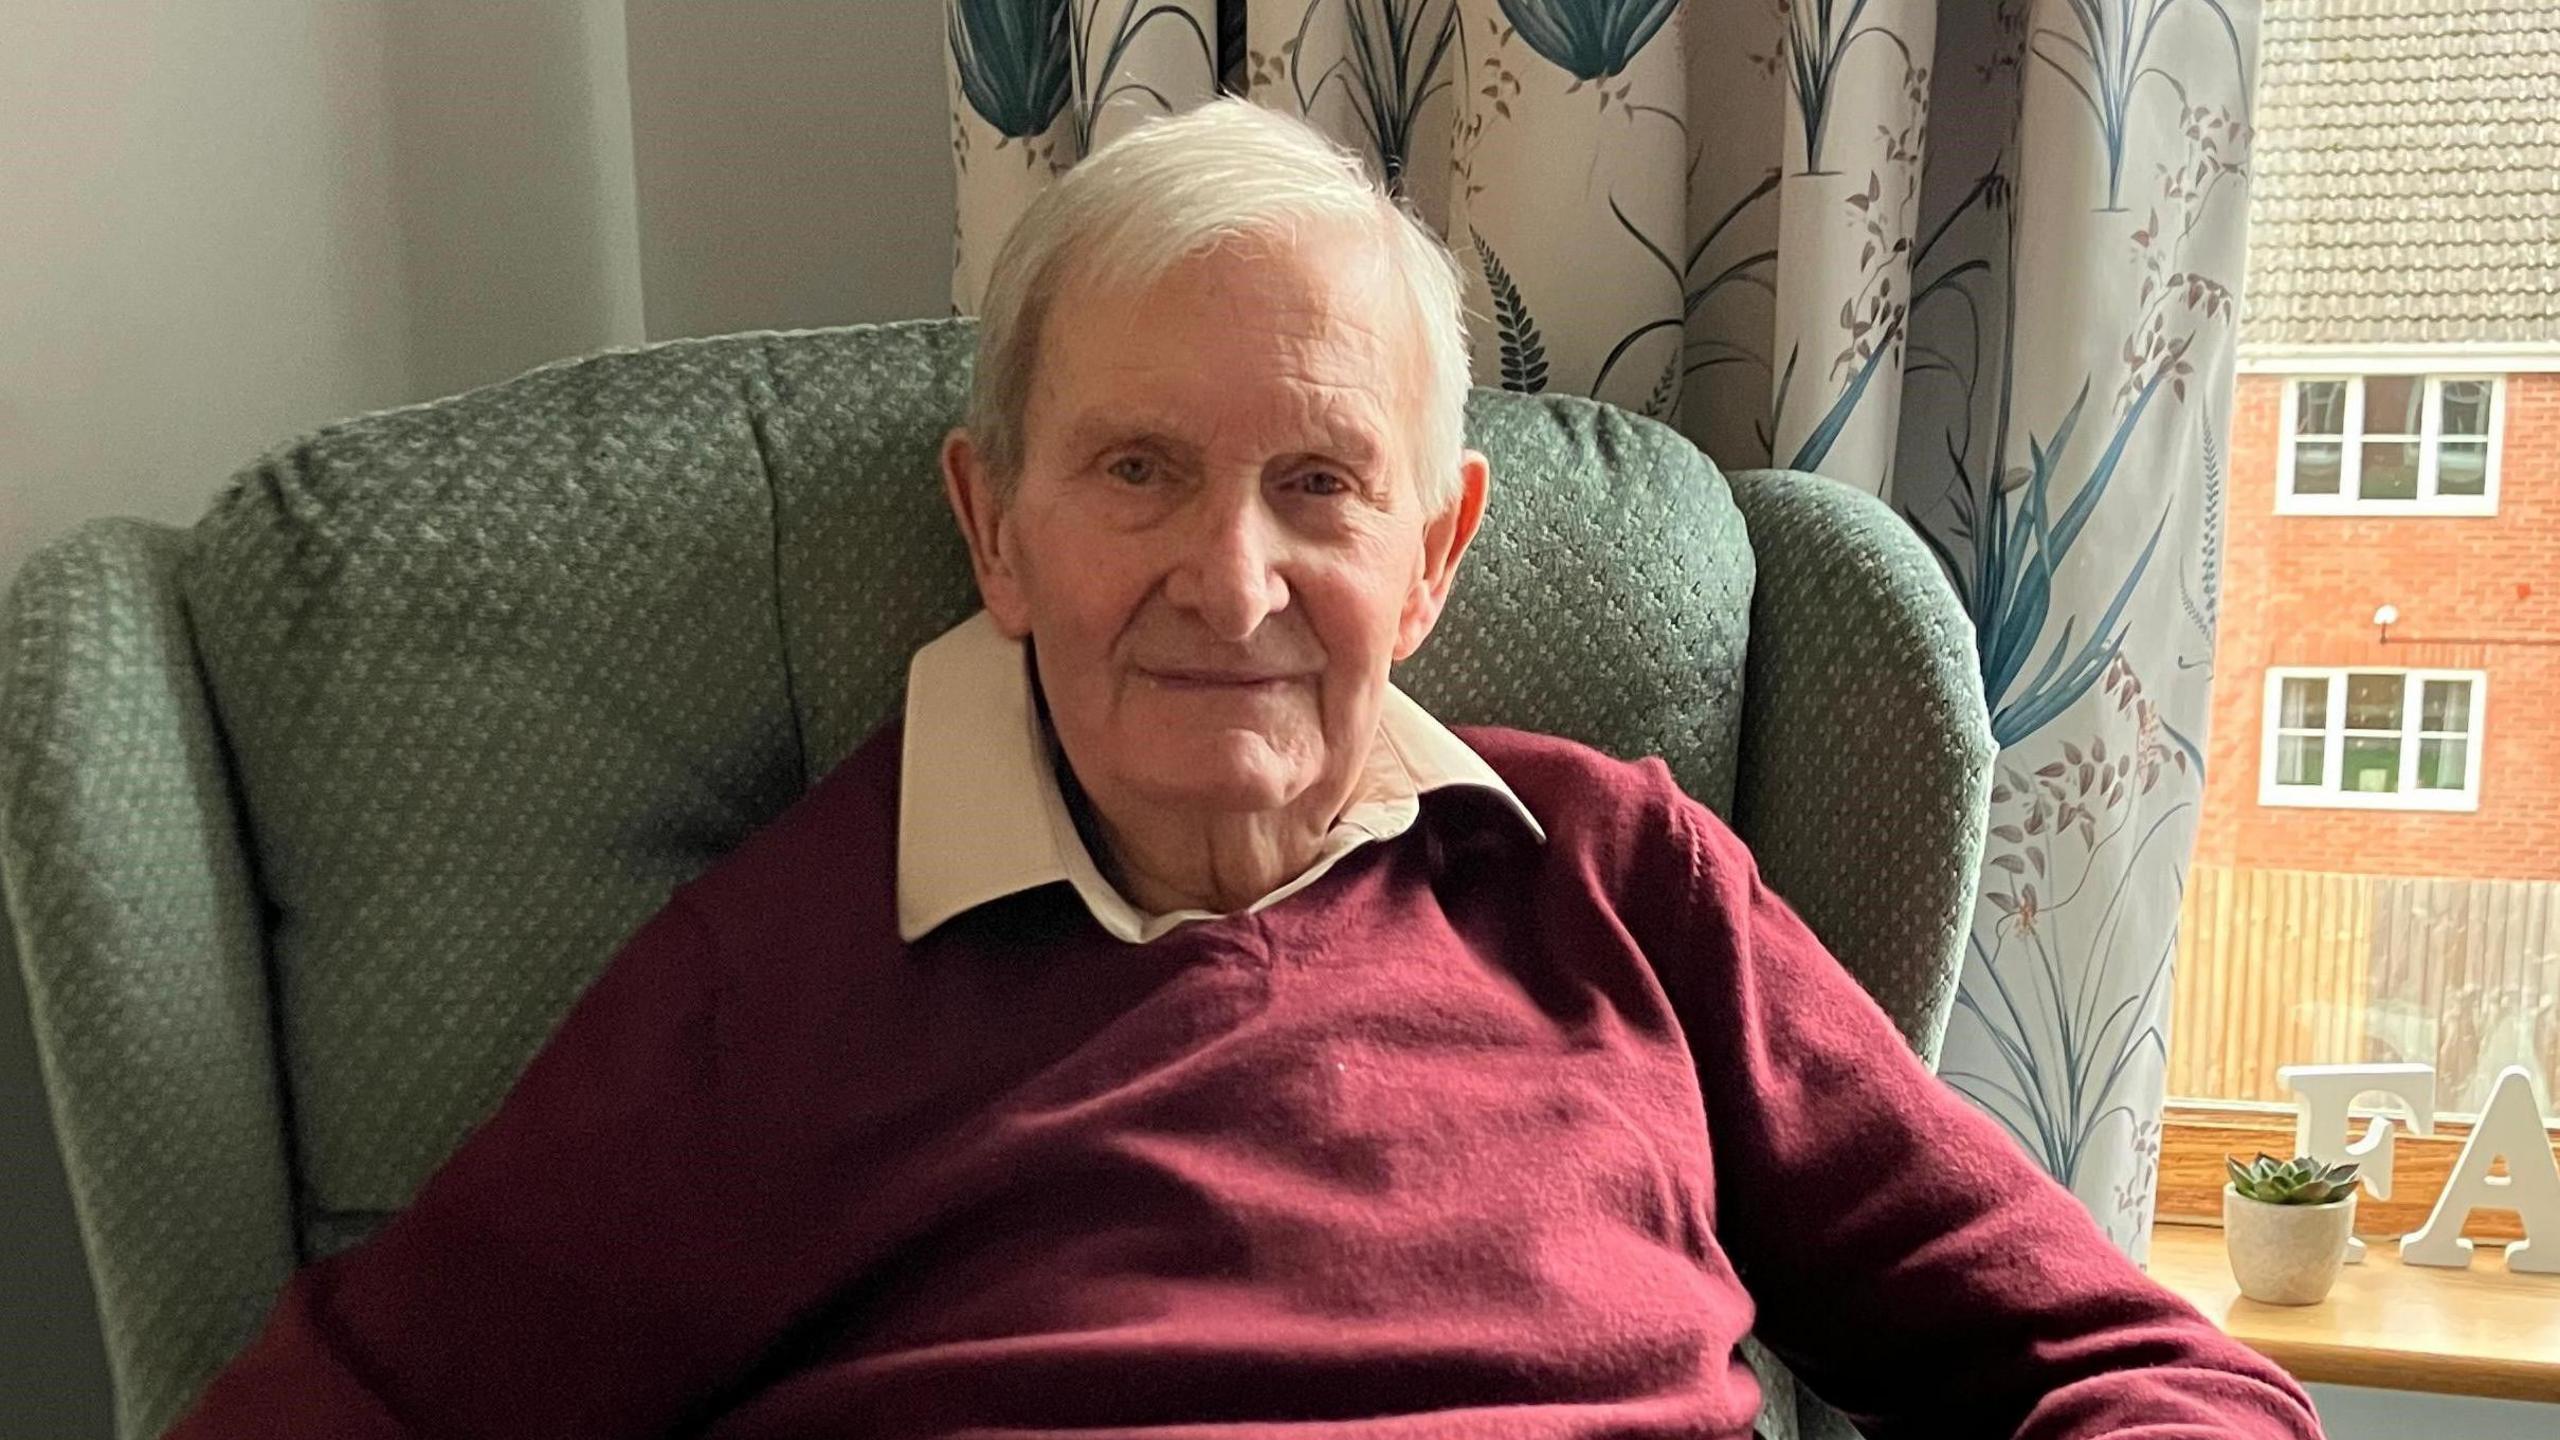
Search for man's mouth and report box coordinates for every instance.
[1137,666,1304,690]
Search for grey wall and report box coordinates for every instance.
[0,0,416,595]
[0,0,953,590]
[0,0,666,591]
[2,3,949,1435]
[382,1,650,401]
[624,0,951,339]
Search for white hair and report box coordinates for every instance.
[967,99,1471,514]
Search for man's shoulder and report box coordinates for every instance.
[1451,726,1704,821]
[675,718,906,927]
[1454,722,1771,871]
[1448,724,1746,862]
[1443,726,1772,958]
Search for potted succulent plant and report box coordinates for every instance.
[2223,1154,2361,1305]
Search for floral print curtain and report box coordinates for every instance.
[946,0,2262,1258]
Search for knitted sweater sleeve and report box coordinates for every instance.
[1646,788,2325,1440]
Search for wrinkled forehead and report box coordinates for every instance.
[1027,227,1429,455]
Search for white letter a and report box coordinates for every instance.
[2402,1066,2560,1274]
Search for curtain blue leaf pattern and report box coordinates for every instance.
[949,0,1077,140]
[947,0,2265,1263]
[948,1,1221,308]
[1495,0,1684,81]
[1266,1,1464,196]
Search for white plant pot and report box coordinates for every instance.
[2223,1185,2357,1305]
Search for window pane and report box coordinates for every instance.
[2276,735,2325,786]
[2291,441,2343,495]
[2279,675,2331,728]
[2439,380,2492,437]
[2437,440,2488,496]
[2361,441,2420,500]
[2365,375,2422,434]
[2421,679,2471,733]
[2341,736,2401,792]
[2296,379,2348,435]
[2344,673,2405,730]
[2417,738,2469,791]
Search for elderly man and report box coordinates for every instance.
[170,103,2323,1439]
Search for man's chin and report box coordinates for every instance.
[1121,732,1318,816]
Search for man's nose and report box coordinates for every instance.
[1163,488,1290,642]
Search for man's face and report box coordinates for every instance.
[943,226,1485,824]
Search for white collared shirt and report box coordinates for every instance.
[896,612,1544,944]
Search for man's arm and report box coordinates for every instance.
[1651,793,2323,1440]
[166,894,807,1438]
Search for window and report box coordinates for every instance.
[2159,9,2560,1240]
[2260,668,2485,811]
[2280,375,2502,514]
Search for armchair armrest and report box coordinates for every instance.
[1725,470,1993,1440]
[1724,469,1994,1065]
[2,520,298,1440]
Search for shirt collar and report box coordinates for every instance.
[896,611,1543,944]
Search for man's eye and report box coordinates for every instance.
[1106,455,1159,486]
[1297,470,1352,497]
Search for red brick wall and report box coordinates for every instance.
[2194,370,2560,880]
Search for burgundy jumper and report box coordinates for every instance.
[169,724,2321,1439]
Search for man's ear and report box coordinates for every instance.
[940,429,1035,637]
[1394,448,1491,661]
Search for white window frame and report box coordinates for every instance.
[2259,667,2487,812]
[2277,374,2504,516]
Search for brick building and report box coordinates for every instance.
[2198,371,2560,881]
[2168,0,2559,1108]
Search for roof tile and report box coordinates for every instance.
[2242,0,2560,347]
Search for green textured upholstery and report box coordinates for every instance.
[1726,469,1994,1065]
[0,523,298,1440]
[183,337,809,1220]
[1,318,1990,1440]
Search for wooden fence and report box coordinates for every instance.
[2168,864,2560,1112]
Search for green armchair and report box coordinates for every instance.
[0,318,1990,1440]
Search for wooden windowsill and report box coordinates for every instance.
[2157,1104,2560,1243]
[2144,1221,2560,1402]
